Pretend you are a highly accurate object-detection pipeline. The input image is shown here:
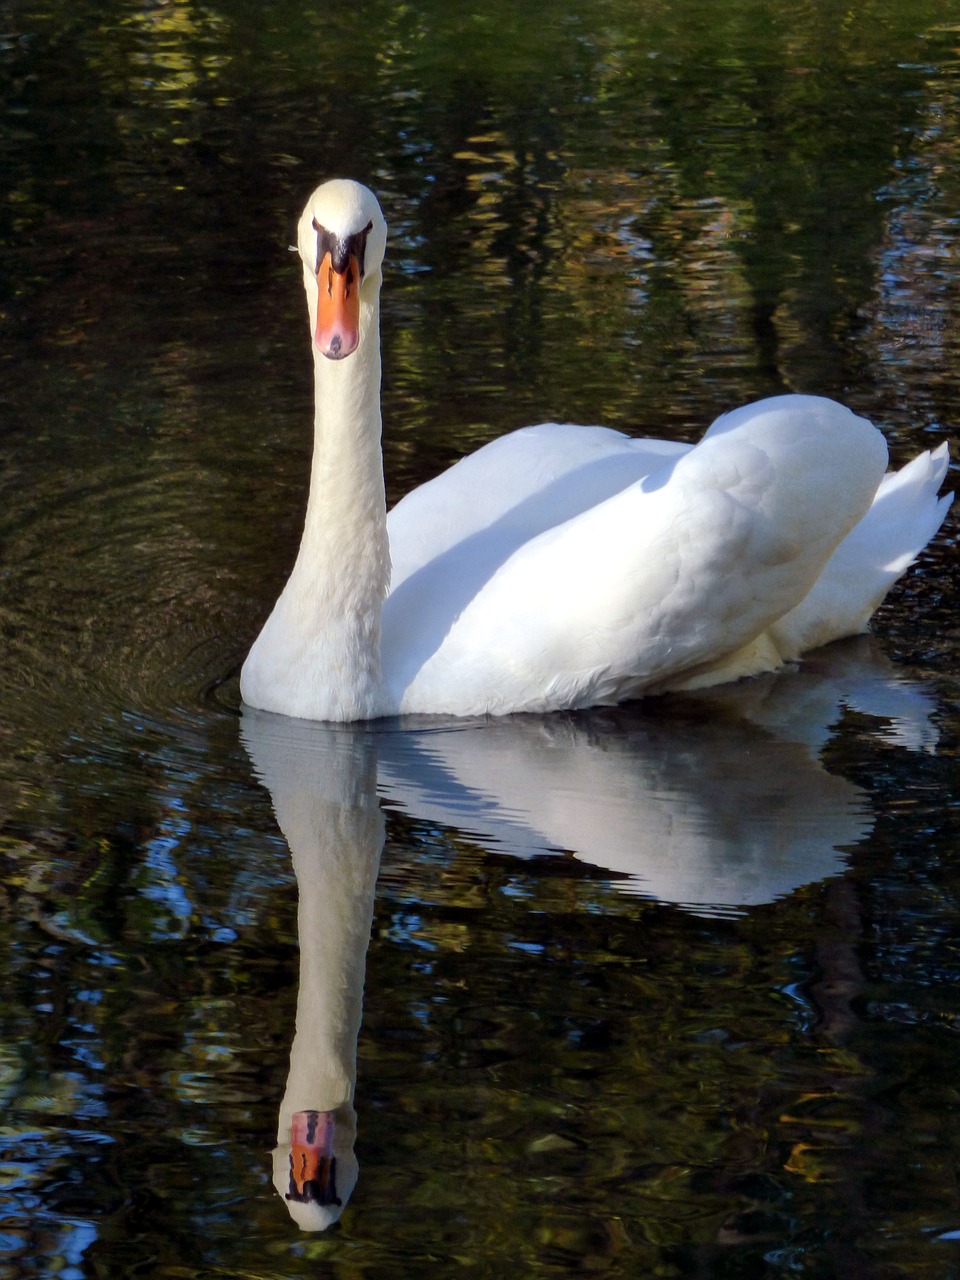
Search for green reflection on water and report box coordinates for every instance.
[1,0,959,1275]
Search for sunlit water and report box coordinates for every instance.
[1,1,959,1276]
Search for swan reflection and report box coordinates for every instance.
[241,718,381,1230]
[240,636,940,1228]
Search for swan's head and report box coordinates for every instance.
[297,179,387,361]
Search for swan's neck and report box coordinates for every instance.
[242,277,390,721]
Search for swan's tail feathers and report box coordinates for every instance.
[866,442,952,574]
[771,442,953,659]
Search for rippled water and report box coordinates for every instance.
[2,0,960,1276]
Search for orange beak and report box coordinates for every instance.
[315,251,361,360]
[287,1109,339,1206]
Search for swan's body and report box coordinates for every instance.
[240,179,952,723]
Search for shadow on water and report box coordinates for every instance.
[240,635,941,1231]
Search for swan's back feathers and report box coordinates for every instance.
[383,396,904,715]
[387,422,688,592]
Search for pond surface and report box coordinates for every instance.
[2,0,960,1276]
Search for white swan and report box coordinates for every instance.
[240,179,952,722]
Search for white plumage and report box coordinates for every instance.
[240,179,952,723]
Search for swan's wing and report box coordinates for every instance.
[386,422,690,591]
[384,396,890,715]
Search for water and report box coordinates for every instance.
[1,0,959,1275]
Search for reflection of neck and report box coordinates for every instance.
[243,719,384,1229]
[279,773,383,1129]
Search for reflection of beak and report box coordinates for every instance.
[286,1109,340,1206]
[315,252,361,360]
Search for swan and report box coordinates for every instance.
[240,179,953,722]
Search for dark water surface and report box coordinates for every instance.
[2,1,960,1275]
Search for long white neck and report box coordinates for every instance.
[241,273,390,721]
